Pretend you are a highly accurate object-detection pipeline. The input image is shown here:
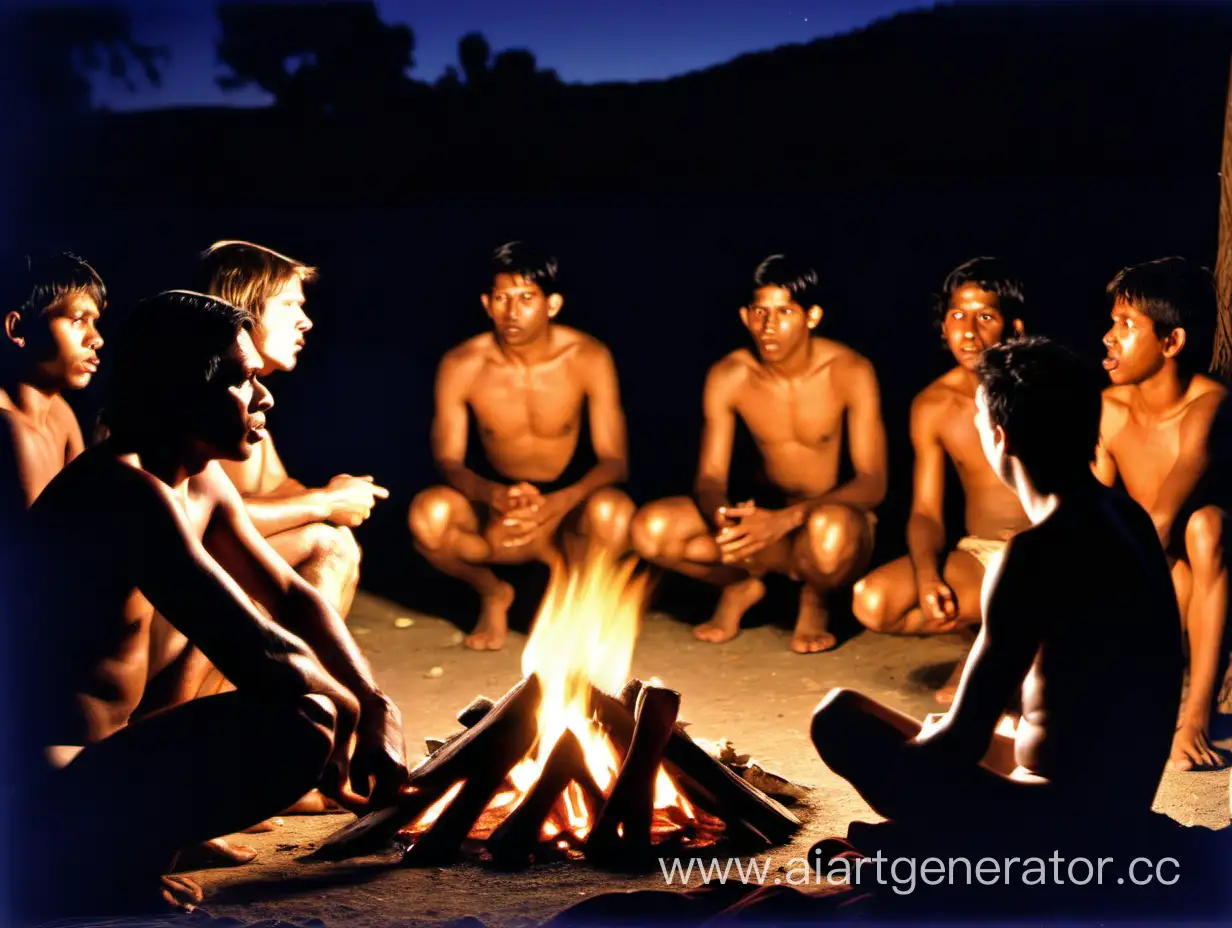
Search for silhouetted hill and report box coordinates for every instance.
[23,1,1232,209]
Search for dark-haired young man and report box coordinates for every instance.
[852,258,1030,702]
[11,291,406,918]
[1094,257,1230,771]
[631,255,887,653]
[409,242,635,650]
[812,337,1181,829]
[0,252,104,519]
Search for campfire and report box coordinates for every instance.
[318,549,803,870]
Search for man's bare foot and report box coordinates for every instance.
[695,577,766,643]
[465,581,514,650]
[174,836,257,870]
[282,788,344,814]
[160,875,203,911]
[790,586,836,654]
[242,816,284,833]
[1168,722,1229,771]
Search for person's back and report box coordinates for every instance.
[1014,484,1181,810]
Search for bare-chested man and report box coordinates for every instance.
[631,255,886,653]
[812,337,1181,833]
[852,258,1031,702]
[409,241,635,651]
[1093,257,1230,771]
[7,291,407,919]
[202,240,385,619]
[0,252,104,521]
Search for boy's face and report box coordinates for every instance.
[942,283,1020,371]
[6,290,104,391]
[194,328,273,461]
[1102,298,1173,386]
[481,273,561,346]
[740,285,821,362]
[254,275,312,374]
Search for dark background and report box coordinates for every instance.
[4,0,1229,630]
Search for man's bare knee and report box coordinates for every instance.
[631,502,678,560]
[852,576,893,632]
[804,505,867,578]
[582,488,635,549]
[409,486,463,552]
[1185,506,1227,573]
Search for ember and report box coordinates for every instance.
[318,548,802,869]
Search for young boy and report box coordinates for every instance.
[631,255,886,653]
[409,241,635,651]
[852,257,1031,701]
[0,252,105,518]
[201,240,385,620]
[813,337,1180,832]
[1093,257,1230,771]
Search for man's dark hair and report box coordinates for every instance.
[100,290,255,444]
[491,241,559,295]
[935,256,1024,330]
[9,252,106,319]
[751,255,822,309]
[977,336,1102,492]
[1106,257,1217,374]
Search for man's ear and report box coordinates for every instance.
[806,305,823,330]
[1011,318,1025,337]
[1162,326,1188,359]
[547,293,564,319]
[479,293,491,315]
[739,306,750,328]
[4,311,24,348]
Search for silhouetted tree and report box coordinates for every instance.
[215,2,415,115]
[458,32,491,87]
[3,3,165,114]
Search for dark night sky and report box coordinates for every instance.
[77,0,951,109]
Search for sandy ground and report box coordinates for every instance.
[178,590,1231,928]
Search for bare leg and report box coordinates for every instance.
[1171,507,1230,771]
[267,522,362,619]
[789,505,875,653]
[570,487,636,556]
[852,549,985,636]
[13,691,336,920]
[410,485,514,651]
[631,497,766,643]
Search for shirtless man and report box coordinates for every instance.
[202,240,385,619]
[409,241,634,651]
[1093,257,1229,771]
[631,255,886,653]
[8,291,407,919]
[852,258,1031,702]
[0,252,104,522]
[812,337,1181,833]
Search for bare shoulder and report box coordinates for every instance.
[49,395,83,435]
[1186,374,1228,412]
[707,349,756,391]
[911,372,964,425]
[1099,385,1133,430]
[438,334,493,381]
[559,326,614,363]
[815,338,876,381]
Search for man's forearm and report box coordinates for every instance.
[279,585,384,705]
[440,462,499,505]
[557,458,627,510]
[906,513,947,581]
[243,489,330,536]
[779,473,887,528]
[695,478,730,531]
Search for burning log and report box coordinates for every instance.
[401,678,543,866]
[586,686,681,863]
[316,676,540,861]
[590,684,800,846]
[488,730,587,868]
[426,695,496,753]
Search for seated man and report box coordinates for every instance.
[7,291,407,919]
[409,241,635,651]
[852,258,1031,702]
[201,240,385,619]
[812,338,1181,832]
[631,255,886,653]
[1094,257,1230,771]
[0,252,105,520]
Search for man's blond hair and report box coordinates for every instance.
[200,240,318,318]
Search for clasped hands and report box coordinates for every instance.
[488,481,569,548]
[713,499,795,564]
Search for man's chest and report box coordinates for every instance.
[469,368,586,436]
[737,378,843,444]
[1110,419,1183,497]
